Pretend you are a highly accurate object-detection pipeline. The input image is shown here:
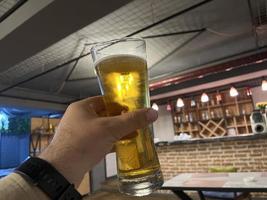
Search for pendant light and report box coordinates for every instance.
[176,98,184,108]
[152,103,159,111]
[229,86,238,97]
[201,93,209,103]
[262,80,267,91]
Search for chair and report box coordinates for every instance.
[199,166,251,200]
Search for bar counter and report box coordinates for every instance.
[155,133,267,182]
[155,133,267,146]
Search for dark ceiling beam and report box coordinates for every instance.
[0,0,28,23]
[126,0,213,37]
[152,76,264,104]
[0,94,68,105]
[151,44,267,87]
[67,77,97,82]
[142,28,205,39]
[150,46,267,90]
[0,0,213,93]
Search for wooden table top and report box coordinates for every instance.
[162,172,267,192]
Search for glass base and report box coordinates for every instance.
[118,169,163,196]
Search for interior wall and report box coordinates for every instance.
[153,105,175,142]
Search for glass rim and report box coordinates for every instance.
[90,37,145,51]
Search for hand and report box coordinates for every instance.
[39,96,158,187]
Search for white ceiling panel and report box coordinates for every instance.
[0,0,19,17]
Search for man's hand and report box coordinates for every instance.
[39,96,158,187]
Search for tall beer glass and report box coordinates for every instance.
[91,38,163,196]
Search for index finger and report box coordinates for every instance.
[77,96,106,115]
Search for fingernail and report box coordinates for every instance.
[146,108,158,122]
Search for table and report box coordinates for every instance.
[161,172,267,200]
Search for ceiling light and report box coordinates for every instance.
[262,80,267,91]
[201,93,209,103]
[166,103,172,111]
[176,98,184,108]
[152,103,159,111]
[230,86,238,97]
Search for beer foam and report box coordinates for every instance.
[93,54,146,66]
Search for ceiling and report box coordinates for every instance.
[0,0,267,108]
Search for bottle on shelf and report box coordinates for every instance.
[174,116,178,123]
[211,98,215,106]
[178,116,182,123]
[216,92,222,104]
[47,123,54,134]
[201,112,206,120]
[191,99,196,107]
[210,111,215,119]
[206,111,210,120]
[225,109,231,117]
[189,112,194,122]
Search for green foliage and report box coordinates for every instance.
[0,117,30,135]
[257,103,267,110]
[209,166,237,173]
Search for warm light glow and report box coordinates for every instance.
[246,87,252,96]
[166,104,172,111]
[201,93,209,102]
[176,98,184,108]
[216,93,222,102]
[230,86,238,97]
[262,80,267,91]
[152,103,159,111]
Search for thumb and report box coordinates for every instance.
[101,108,158,140]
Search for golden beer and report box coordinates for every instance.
[95,54,161,174]
[92,38,163,196]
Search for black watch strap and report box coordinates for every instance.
[15,157,82,200]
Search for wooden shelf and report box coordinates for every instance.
[238,99,253,104]
[227,124,251,128]
[198,104,222,110]
[176,129,199,132]
[221,99,251,106]
[174,121,198,124]
[172,88,254,138]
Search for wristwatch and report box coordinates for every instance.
[15,157,82,200]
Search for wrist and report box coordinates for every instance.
[15,157,82,200]
[39,143,87,188]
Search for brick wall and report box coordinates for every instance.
[157,138,267,181]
